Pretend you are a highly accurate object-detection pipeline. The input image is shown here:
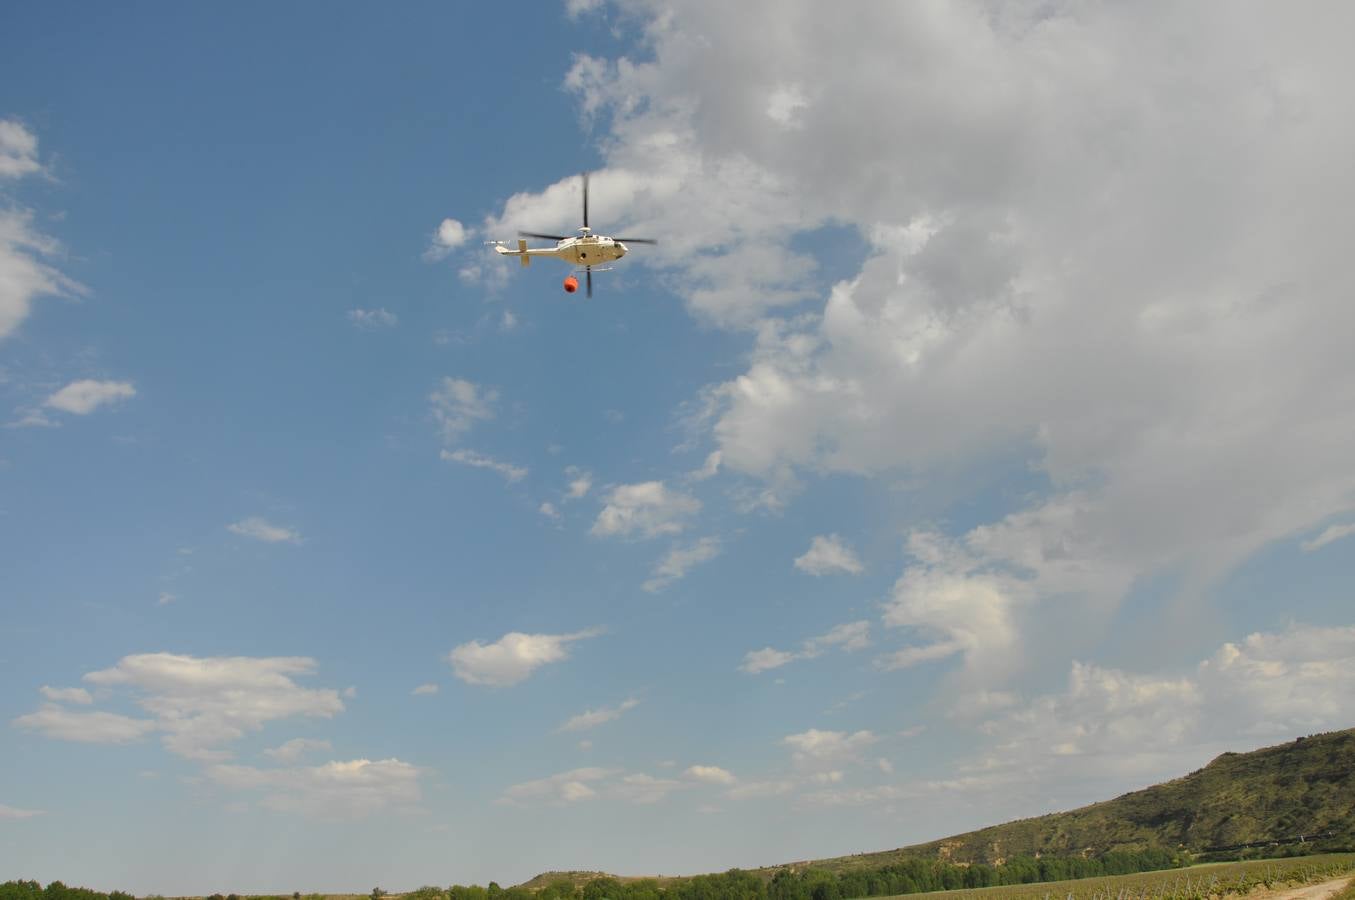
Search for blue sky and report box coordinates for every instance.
[4,1,1355,894]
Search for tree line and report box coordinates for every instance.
[433,847,1185,900]
[3,847,1182,900]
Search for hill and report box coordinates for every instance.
[758,728,1355,874]
[520,728,1355,887]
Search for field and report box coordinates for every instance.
[873,855,1355,900]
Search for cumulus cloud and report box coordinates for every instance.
[491,2,1355,685]
[207,758,422,820]
[440,448,528,482]
[16,653,346,761]
[347,307,397,328]
[424,217,471,261]
[263,737,333,763]
[740,620,870,674]
[591,481,700,539]
[557,697,639,732]
[783,729,878,770]
[227,517,302,544]
[643,536,721,592]
[876,531,1021,678]
[448,628,603,687]
[684,765,736,785]
[44,380,135,415]
[539,501,561,520]
[794,534,864,576]
[39,685,92,705]
[429,377,497,443]
[815,624,1355,813]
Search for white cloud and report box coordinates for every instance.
[448,628,603,687]
[794,534,864,576]
[500,767,614,805]
[591,481,700,539]
[564,0,604,19]
[207,758,423,820]
[39,685,92,705]
[566,467,593,500]
[804,620,871,654]
[766,84,810,129]
[740,647,798,674]
[44,380,135,415]
[0,120,44,179]
[1196,624,1355,735]
[500,767,682,806]
[12,705,156,744]
[440,448,528,482]
[643,536,721,592]
[831,624,1355,814]
[0,804,44,820]
[725,779,795,800]
[741,620,870,674]
[539,501,561,520]
[227,516,302,544]
[688,450,722,482]
[263,737,333,763]
[684,765,736,785]
[157,591,177,606]
[347,307,397,328]
[1302,522,1355,552]
[557,697,639,732]
[424,218,471,261]
[783,729,878,770]
[430,377,497,442]
[876,531,1021,678]
[72,653,345,760]
[615,772,681,805]
[412,683,439,696]
[0,147,72,338]
[500,310,518,331]
[877,758,894,775]
[495,3,1355,684]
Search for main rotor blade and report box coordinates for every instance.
[582,171,590,229]
[518,231,568,241]
[586,266,593,298]
[614,237,658,245]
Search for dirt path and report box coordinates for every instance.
[1260,877,1353,900]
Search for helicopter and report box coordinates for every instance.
[491,172,657,297]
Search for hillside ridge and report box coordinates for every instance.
[518,728,1355,887]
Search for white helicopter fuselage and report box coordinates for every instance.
[494,231,628,268]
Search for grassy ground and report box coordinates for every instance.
[868,855,1355,900]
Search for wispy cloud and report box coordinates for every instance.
[228,517,302,544]
[557,698,639,732]
[740,620,870,674]
[643,537,721,592]
[440,448,528,482]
